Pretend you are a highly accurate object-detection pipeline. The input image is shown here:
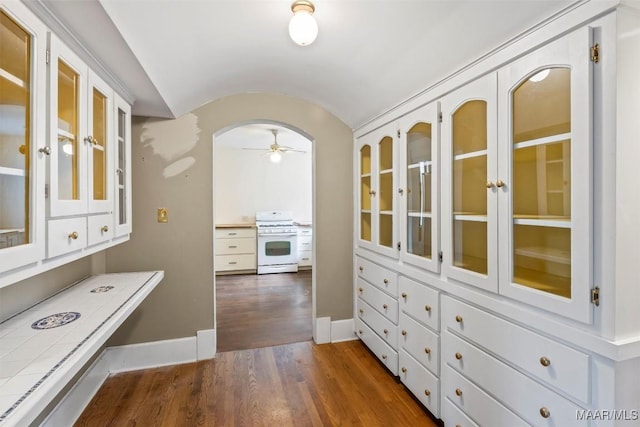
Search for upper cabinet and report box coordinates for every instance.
[113,92,131,237]
[357,123,398,258]
[398,102,440,273]
[0,3,47,274]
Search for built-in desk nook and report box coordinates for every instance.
[0,271,163,427]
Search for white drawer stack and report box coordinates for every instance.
[297,225,312,268]
[355,256,399,375]
[215,227,257,273]
[398,277,441,417]
[442,296,590,427]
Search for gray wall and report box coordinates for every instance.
[106,93,353,345]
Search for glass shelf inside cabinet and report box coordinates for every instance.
[0,11,31,249]
[512,67,571,298]
[452,100,488,275]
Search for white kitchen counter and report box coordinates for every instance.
[0,271,163,427]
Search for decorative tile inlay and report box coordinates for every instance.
[90,285,115,293]
[30,312,81,330]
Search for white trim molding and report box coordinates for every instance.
[314,316,357,344]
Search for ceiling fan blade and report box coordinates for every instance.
[242,148,270,151]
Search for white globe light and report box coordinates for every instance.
[270,151,282,163]
[289,3,318,46]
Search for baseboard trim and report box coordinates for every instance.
[331,318,356,343]
[315,317,332,344]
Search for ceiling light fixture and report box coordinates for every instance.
[270,151,282,163]
[289,0,318,46]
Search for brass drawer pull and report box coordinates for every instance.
[382,304,388,309]
[455,315,463,323]
[358,330,363,335]
[455,388,463,397]
[383,278,389,284]
[540,407,551,418]
[68,231,79,240]
[424,347,431,354]
[359,266,363,272]
[540,356,551,367]
[228,245,237,248]
[401,367,407,373]
[383,329,389,335]
[381,354,387,360]
[424,389,431,397]
[496,179,505,188]
[401,292,407,298]
[486,180,494,189]
[425,304,431,312]
[401,330,407,336]
[101,225,109,233]
[358,287,363,293]
[455,352,463,360]
[359,309,364,315]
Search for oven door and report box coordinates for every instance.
[257,233,298,270]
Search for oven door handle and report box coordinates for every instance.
[259,233,298,237]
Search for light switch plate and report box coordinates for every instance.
[157,208,168,223]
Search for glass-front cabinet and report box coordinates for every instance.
[399,101,440,272]
[498,28,592,322]
[113,93,131,237]
[442,73,498,292]
[0,4,46,274]
[356,123,398,258]
[87,71,112,214]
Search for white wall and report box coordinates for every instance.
[214,145,312,224]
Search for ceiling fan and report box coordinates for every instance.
[242,129,305,162]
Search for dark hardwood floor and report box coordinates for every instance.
[75,340,439,427]
[215,271,312,352]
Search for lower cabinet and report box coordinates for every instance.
[215,227,257,274]
[297,225,312,268]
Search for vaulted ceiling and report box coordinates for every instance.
[41,0,577,129]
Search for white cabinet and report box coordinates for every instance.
[297,225,312,268]
[215,227,257,273]
[356,123,398,258]
[113,93,132,237]
[0,1,47,274]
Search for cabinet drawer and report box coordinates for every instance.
[297,237,312,251]
[298,250,312,266]
[356,278,398,324]
[47,217,87,258]
[443,296,590,403]
[216,228,255,239]
[444,366,529,427]
[215,254,256,272]
[87,214,113,246]
[442,398,479,427]
[355,318,398,375]
[357,298,398,350]
[399,313,439,375]
[444,331,588,427]
[356,257,398,297]
[215,238,256,255]
[399,276,439,332]
[297,227,312,236]
[399,349,440,417]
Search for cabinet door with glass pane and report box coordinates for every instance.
[113,93,131,237]
[48,35,87,217]
[356,123,398,258]
[441,74,498,291]
[87,71,113,214]
[399,101,440,272]
[497,28,592,322]
[0,3,46,274]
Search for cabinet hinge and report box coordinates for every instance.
[590,43,600,63]
[438,251,443,263]
[397,241,401,251]
[591,287,600,307]
[397,129,401,138]
[46,50,50,65]
[438,112,443,123]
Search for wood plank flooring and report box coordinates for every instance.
[75,340,440,427]
[215,271,312,353]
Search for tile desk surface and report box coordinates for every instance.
[0,271,163,427]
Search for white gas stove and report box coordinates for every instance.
[255,211,298,274]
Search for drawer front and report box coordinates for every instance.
[443,296,590,403]
[298,227,312,236]
[399,276,440,331]
[399,313,439,375]
[355,318,398,375]
[443,331,588,427]
[215,254,257,271]
[399,349,440,417]
[216,228,255,239]
[356,257,398,297]
[442,398,480,427]
[357,298,398,350]
[87,214,114,246]
[47,217,87,258]
[298,237,312,251]
[298,250,312,266]
[357,278,398,324]
[444,366,529,427]
[215,238,256,255]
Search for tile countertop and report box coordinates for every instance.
[0,271,164,427]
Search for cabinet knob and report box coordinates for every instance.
[369,190,376,196]
[68,231,79,240]
[398,188,404,195]
[496,179,505,188]
[38,146,52,155]
[424,347,431,355]
[486,180,494,189]
[358,330,363,335]
[359,309,364,315]
[540,356,551,367]
[383,329,389,335]
[455,315,463,323]
[401,292,407,298]
[359,266,363,272]
[383,278,389,284]
[455,352,463,360]
[381,354,387,360]
[101,225,109,233]
[382,304,388,310]
[358,287,363,293]
[540,407,551,418]
[425,304,431,312]
[424,389,431,397]
[84,136,95,145]
[401,367,407,373]
[401,330,407,336]
[455,388,463,397]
